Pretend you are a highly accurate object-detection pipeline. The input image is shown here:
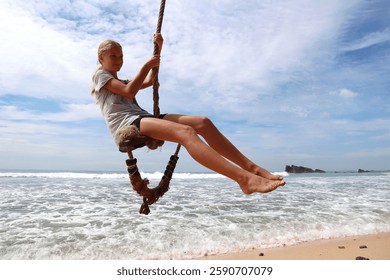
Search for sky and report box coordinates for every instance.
[0,0,389,172]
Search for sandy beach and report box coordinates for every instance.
[199,232,390,260]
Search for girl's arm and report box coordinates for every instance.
[105,34,163,98]
[140,34,164,89]
[104,55,160,99]
[140,70,154,89]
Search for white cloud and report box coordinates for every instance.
[280,105,309,118]
[341,28,390,52]
[157,0,366,117]
[0,0,365,109]
[0,103,101,122]
[330,88,358,98]
[0,1,95,101]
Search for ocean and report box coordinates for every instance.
[0,170,389,260]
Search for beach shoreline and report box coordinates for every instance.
[197,232,390,260]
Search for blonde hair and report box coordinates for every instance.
[91,39,122,95]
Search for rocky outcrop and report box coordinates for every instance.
[357,169,370,173]
[285,165,325,173]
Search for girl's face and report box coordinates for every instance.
[99,45,123,73]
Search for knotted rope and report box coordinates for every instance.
[126,144,180,215]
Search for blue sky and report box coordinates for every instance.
[0,0,389,172]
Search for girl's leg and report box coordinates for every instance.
[139,117,284,193]
[163,114,282,180]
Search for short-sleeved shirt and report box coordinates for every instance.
[92,68,152,138]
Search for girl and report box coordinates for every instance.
[92,34,285,194]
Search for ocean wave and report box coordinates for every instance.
[0,171,228,180]
[0,171,389,259]
[0,170,288,180]
[0,172,126,179]
[272,171,289,177]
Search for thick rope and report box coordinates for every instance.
[152,0,166,117]
[127,145,181,215]
[123,0,183,215]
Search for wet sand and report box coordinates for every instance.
[198,232,390,260]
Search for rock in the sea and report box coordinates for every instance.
[285,165,325,173]
[357,169,370,173]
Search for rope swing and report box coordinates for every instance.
[115,0,181,215]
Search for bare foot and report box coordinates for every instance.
[240,174,285,194]
[251,165,284,181]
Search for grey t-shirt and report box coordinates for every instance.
[93,68,152,138]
